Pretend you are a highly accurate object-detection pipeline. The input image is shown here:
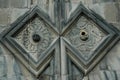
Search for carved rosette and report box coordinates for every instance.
[14,17,56,62]
[65,16,106,60]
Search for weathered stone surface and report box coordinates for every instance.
[0,9,10,26]
[88,71,119,80]
[10,0,28,8]
[0,45,32,80]
[87,40,120,80]
[0,0,10,8]
[90,3,105,19]
[111,22,120,30]
[36,0,55,22]
[0,0,120,80]
[0,56,7,79]
[104,2,120,23]
[93,0,116,4]
[90,2,120,23]
[102,40,120,71]
[10,9,29,23]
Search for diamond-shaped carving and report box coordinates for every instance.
[0,3,120,78]
[62,4,120,74]
[13,17,56,62]
[64,16,107,60]
[0,6,58,76]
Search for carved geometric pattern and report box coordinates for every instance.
[64,16,106,60]
[0,6,58,77]
[13,17,56,62]
[38,58,55,80]
[0,3,119,79]
[62,4,120,75]
[66,51,84,80]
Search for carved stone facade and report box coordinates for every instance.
[65,16,106,60]
[0,0,120,80]
[14,17,56,62]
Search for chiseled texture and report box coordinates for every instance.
[0,0,120,80]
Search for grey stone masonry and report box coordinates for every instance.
[0,0,120,80]
[0,0,10,8]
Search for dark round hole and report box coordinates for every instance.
[81,32,86,35]
[80,31,88,41]
[32,34,41,42]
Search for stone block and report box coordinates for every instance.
[90,2,120,23]
[93,0,116,4]
[0,9,10,26]
[90,3,105,19]
[0,56,6,77]
[102,40,120,71]
[10,0,28,8]
[111,22,120,30]
[0,0,10,8]
[10,8,29,23]
[103,2,120,23]
[7,76,23,80]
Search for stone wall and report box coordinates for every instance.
[0,0,120,80]
[0,0,119,29]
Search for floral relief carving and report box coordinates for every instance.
[14,17,56,62]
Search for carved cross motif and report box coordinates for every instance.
[0,0,119,80]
